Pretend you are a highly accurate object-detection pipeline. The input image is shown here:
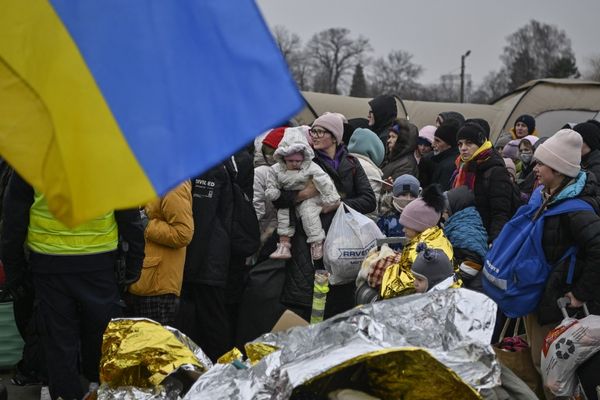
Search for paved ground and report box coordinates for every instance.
[0,370,39,400]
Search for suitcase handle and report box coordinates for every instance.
[557,296,590,319]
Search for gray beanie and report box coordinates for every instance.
[411,243,453,290]
[534,129,582,178]
[393,174,420,197]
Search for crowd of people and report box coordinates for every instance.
[2,94,600,399]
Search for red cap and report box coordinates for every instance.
[262,127,286,149]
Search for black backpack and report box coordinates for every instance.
[228,156,260,257]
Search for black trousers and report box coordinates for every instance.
[324,282,356,319]
[33,265,121,400]
[12,286,47,384]
[178,283,231,363]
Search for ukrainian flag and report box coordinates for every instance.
[0,0,302,226]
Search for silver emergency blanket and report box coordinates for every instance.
[164,325,213,373]
[97,321,213,400]
[184,288,501,399]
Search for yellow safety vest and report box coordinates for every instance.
[26,192,118,255]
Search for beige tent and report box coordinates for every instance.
[492,79,600,138]
[294,92,505,135]
[294,79,600,142]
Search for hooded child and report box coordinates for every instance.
[411,243,457,293]
[367,184,453,298]
[265,128,340,260]
[442,186,488,292]
[377,174,420,246]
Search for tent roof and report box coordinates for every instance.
[295,92,504,136]
[492,79,600,137]
[293,79,600,142]
[493,78,600,103]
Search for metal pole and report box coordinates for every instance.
[460,50,471,103]
[460,55,465,103]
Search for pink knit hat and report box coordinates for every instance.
[503,158,516,180]
[502,139,520,159]
[520,135,539,147]
[312,112,344,143]
[399,198,441,233]
[418,125,436,145]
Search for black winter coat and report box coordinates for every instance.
[279,147,376,308]
[368,95,397,143]
[183,164,233,287]
[471,151,513,242]
[582,149,600,184]
[430,147,459,191]
[538,173,600,324]
[226,149,256,302]
[381,124,418,180]
[518,162,537,199]
[229,148,255,200]
[417,152,434,187]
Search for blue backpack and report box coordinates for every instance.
[482,188,593,318]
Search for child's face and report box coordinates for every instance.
[403,226,419,239]
[284,152,304,170]
[393,193,416,212]
[413,276,428,293]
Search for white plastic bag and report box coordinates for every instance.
[541,314,600,396]
[324,203,384,285]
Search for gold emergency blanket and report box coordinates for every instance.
[217,347,243,364]
[380,226,454,299]
[184,289,500,399]
[99,319,207,388]
[297,348,480,399]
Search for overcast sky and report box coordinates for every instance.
[256,0,600,86]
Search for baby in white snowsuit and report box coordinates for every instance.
[265,127,340,260]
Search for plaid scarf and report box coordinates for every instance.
[452,141,493,190]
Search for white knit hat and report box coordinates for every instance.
[534,129,582,178]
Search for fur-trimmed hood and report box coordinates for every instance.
[274,126,314,169]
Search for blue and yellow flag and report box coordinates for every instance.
[0,0,302,226]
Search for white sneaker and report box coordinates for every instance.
[40,386,51,400]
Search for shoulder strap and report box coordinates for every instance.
[544,198,593,217]
[564,246,578,285]
[539,198,592,286]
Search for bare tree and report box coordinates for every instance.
[369,50,423,98]
[306,28,371,94]
[584,54,600,82]
[273,25,301,62]
[272,25,312,90]
[501,20,577,89]
[471,69,511,104]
